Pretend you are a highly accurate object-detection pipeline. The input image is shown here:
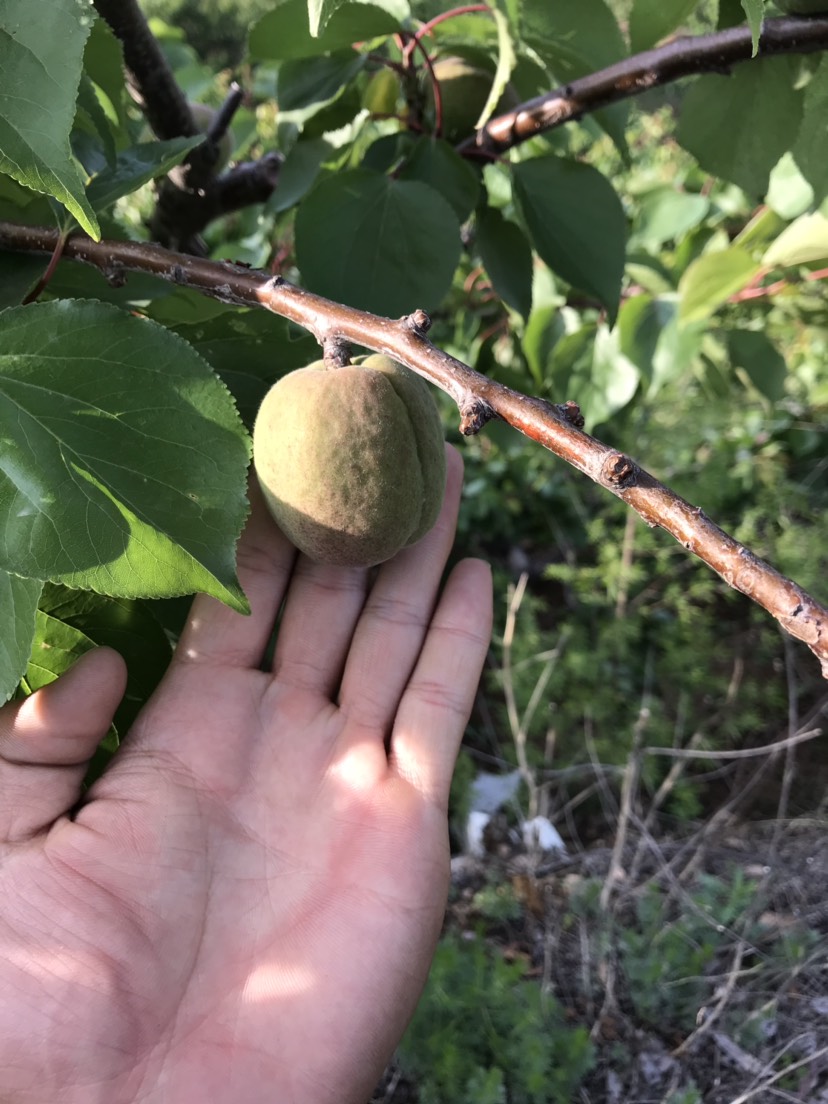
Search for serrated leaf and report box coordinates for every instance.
[250,0,406,61]
[629,0,699,52]
[476,207,533,319]
[171,310,319,425]
[792,55,828,205]
[295,170,461,316]
[0,571,42,702]
[308,0,349,37]
[85,137,203,211]
[677,247,760,324]
[763,211,828,268]
[0,0,99,238]
[0,299,250,610]
[676,57,803,198]
[476,3,517,131]
[741,0,765,57]
[512,156,626,323]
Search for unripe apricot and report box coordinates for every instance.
[253,355,446,567]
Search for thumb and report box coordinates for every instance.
[0,647,127,843]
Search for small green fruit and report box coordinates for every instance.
[425,56,519,143]
[362,69,401,115]
[253,355,446,567]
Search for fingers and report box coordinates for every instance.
[175,479,297,669]
[336,446,464,728]
[270,559,370,697]
[0,647,127,842]
[388,557,492,808]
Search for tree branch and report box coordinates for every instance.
[91,0,281,252]
[2,220,825,677]
[461,14,828,155]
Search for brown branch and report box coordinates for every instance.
[91,0,280,252]
[1,220,826,677]
[460,14,828,156]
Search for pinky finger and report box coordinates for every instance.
[388,558,492,808]
[0,648,127,843]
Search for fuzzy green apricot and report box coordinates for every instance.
[425,56,520,143]
[253,355,446,567]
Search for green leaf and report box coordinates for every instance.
[477,3,517,131]
[728,328,787,402]
[308,0,349,36]
[792,55,828,205]
[0,571,42,702]
[677,247,760,324]
[171,310,319,425]
[0,299,250,610]
[398,137,481,222]
[766,151,814,220]
[86,137,203,212]
[520,0,629,154]
[295,170,461,316]
[629,0,699,52]
[38,583,173,732]
[763,211,828,268]
[24,609,97,693]
[75,73,116,167]
[250,0,406,60]
[741,0,765,56]
[512,156,626,323]
[0,253,44,308]
[676,58,804,198]
[0,0,99,238]
[547,322,639,430]
[277,51,364,117]
[476,207,533,319]
[267,138,330,214]
[83,16,127,128]
[632,187,710,249]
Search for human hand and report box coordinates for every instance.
[0,447,492,1104]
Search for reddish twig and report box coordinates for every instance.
[731,265,828,303]
[21,227,70,304]
[1,220,825,677]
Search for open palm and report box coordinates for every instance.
[0,449,492,1104]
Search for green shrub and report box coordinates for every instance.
[399,934,594,1103]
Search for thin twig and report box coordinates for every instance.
[646,726,823,760]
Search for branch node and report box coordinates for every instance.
[102,262,127,288]
[559,400,585,428]
[323,336,351,369]
[404,308,432,336]
[171,264,187,284]
[458,396,496,436]
[602,452,639,488]
[269,274,285,288]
